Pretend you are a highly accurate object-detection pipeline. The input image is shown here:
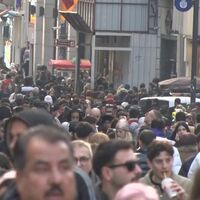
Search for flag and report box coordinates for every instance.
[60,0,78,21]
[60,0,78,11]
[16,0,21,8]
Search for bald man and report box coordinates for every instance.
[90,108,101,123]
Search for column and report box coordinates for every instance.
[33,0,44,79]
[42,0,56,65]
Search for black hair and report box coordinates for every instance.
[67,109,82,122]
[4,109,56,156]
[75,122,94,139]
[6,74,11,79]
[171,121,190,140]
[175,112,186,122]
[175,98,181,105]
[93,140,133,177]
[13,125,72,171]
[147,140,174,161]
[175,133,197,147]
[129,107,140,118]
[151,119,165,130]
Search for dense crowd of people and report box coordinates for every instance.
[0,65,200,200]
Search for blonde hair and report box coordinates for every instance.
[71,140,93,157]
[89,132,110,144]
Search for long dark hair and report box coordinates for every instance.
[171,121,190,141]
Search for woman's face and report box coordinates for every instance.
[176,125,188,140]
[71,111,80,122]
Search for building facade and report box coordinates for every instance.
[78,0,196,88]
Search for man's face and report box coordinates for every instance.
[176,125,189,139]
[90,108,101,122]
[8,120,28,152]
[148,151,173,181]
[144,110,155,125]
[16,138,76,200]
[108,149,142,189]
[73,146,92,174]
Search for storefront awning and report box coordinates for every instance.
[49,59,91,70]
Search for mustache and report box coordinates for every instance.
[45,185,64,197]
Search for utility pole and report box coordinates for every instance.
[75,32,81,94]
[191,0,199,104]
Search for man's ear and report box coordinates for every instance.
[101,166,113,181]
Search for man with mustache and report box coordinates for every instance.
[93,140,142,200]
[14,125,76,200]
[0,109,96,200]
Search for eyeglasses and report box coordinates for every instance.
[108,160,138,172]
[74,156,90,163]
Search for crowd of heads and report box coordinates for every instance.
[0,67,200,200]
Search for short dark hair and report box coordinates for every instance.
[129,107,140,118]
[175,98,181,105]
[139,129,156,147]
[176,133,197,147]
[147,140,174,161]
[151,119,165,130]
[175,112,186,122]
[93,140,133,177]
[75,122,94,139]
[13,125,72,171]
[83,116,97,124]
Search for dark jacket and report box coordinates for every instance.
[95,183,110,200]
[136,149,150,177]
[75,167,97,200]
[179,154,196,177]
[1,182,19,200]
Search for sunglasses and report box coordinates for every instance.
[108,160,138,172]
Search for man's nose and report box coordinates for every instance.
[134,164,142,176]
[162,161,168,169]
[50,168,62,184]
[76,160,81,167]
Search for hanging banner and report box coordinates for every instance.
[60,0,79,11]
[16,0,21,8]
[60,0,79,21]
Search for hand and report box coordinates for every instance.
[171,181,186,200]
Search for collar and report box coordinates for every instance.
[149,171,164,193]
[96,183,110,200]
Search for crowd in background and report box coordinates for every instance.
[0,65,200,200]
